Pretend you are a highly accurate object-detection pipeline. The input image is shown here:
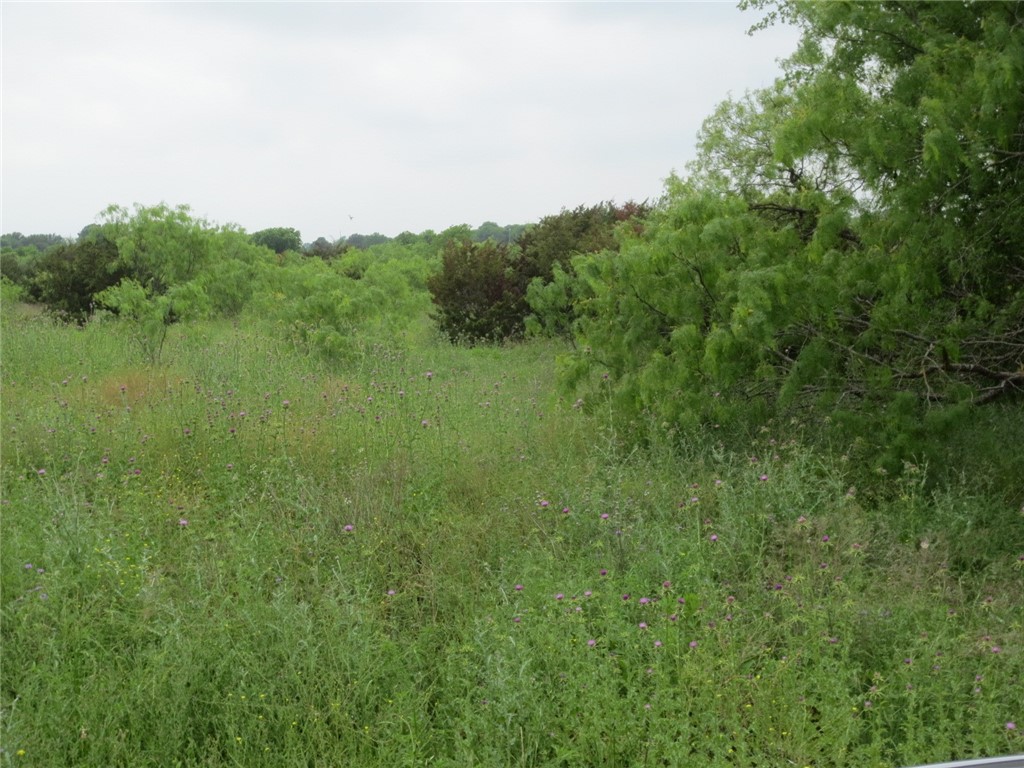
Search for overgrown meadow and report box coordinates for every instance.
[1,300,1021,767]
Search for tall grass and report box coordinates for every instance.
[2,308,1021,766]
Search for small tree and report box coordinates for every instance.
[28,235,124,322]
[94,203,214,362]
[251,227,302,254]
[427,239,528,343]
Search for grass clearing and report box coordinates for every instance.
[2,310,1021,766]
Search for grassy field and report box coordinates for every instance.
[1,306,1021,767]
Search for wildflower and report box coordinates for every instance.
[709,534,718,542]
[36,469,46,477]
[638,622,648,630]
[387,590,396,596]
[425,371,433,379]
[714,479,723,486]
[639,597,650,605]
[587,639,596,647]
[540,500,549,508]
[600,569,608,576]
[178,518,189,527]
[689,640,698,649]
[562,507,570,514]
[621,593,631,601]
[512,616,521,623]
[654,640,663,648]
[282,400,290,408]
[601,513,609,520]
[759,474,768,482]
[420,419,429,427]
[991,646,1002,654]
[663,581,671,589]
[555,593,564,600]
[343,524,354,532]
[583,590,592,597]
[1008,722,1017,731]
[23,563,33,570]
[822,534,830,543]
[514,584,524,592]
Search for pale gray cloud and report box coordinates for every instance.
[1,2,799,240]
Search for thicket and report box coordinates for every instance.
[428,203,649,343]
[536,0,1024,485]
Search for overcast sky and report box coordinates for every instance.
[1,2,799,242]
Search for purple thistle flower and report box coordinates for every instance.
[654,640,663,648]
[600,569,608,576]
[555,593,564,600]
[344,524,354,532]
[587,639,596,647]
[759,474,768,482]
[639,597,650,605]
[688,640,698,649]
[514,584,524,591]
[178,518,189,527]
[709,534,718,542]
[638,622,647,630]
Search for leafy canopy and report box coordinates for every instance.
[552,0,1024,469]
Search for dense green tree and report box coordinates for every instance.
[344,232,391,250]
[558,0,1024,469]
[471,221,526,244]
[251,227,302,254]
[306,236,349,260]
[27,235,125,322]
[427,239,527,343]
[523,201,650,339]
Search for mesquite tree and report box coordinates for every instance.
[557,0,1024,467]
